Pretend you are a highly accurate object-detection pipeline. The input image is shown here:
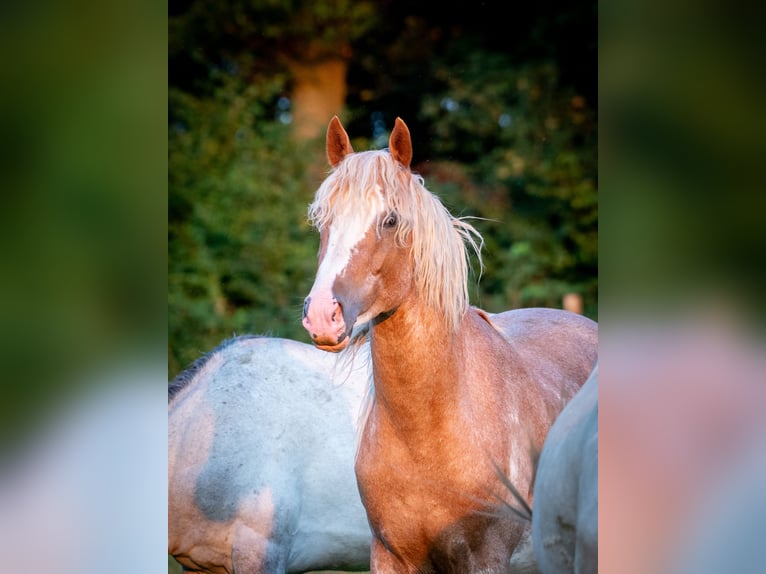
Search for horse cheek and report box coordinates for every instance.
[371,241,412,313]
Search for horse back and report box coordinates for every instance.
[486,307,598,396]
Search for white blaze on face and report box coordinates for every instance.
[311,190,383,299]
[303,184,386,344]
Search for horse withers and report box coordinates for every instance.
[168,335,372,573]
[301,116,598,573]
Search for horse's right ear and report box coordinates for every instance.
[389,117,412,168]
[326,116,353,167]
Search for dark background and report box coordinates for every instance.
[168,0,598,377]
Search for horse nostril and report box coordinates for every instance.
[303,297,311,319]
[332,298,342,323]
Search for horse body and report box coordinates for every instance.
[358,306,595,573]
[302,117,598,572]
[532,362,598,574]
[168,335,372,574]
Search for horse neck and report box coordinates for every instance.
[367,297,471,431]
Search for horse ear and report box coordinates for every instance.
[326,115,353,167]
[389,117,412,168]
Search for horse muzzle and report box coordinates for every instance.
[302,295,353,352]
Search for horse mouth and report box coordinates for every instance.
[309,327,352,353]
[313,338,350,353]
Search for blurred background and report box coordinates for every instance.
[0,0,167,572]
[0,0,763,571]
[168,0,598,377]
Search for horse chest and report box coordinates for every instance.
[358,462,517,573]
[355,423,508,565]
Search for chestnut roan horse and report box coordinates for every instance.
[302,116,598,573]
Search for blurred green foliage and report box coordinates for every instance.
[420,55,597,316]
[169,76,322,373]
[169,1,597,377]
[0,0,167,451]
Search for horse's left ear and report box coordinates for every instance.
[389,117,412,168]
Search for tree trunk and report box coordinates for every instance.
[287,55,348,141]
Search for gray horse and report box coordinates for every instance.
[496,362,597,574]
[168,335,372,573]
[532,362,598,574]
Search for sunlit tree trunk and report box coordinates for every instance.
[285,42,349,141]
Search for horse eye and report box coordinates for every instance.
[383,213,398,228]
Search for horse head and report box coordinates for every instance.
[302,116,417,351]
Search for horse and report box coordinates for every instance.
[168,335,373,573]
[494,363,597,574]
[531,362,597,574]
[301,116,598,573]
